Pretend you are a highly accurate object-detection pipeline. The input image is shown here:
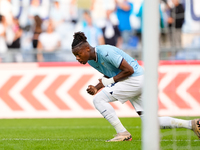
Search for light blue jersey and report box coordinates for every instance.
[88,45,144,78]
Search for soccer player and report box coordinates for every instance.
[71,31,200,142]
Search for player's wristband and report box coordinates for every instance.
[101,77,115,86]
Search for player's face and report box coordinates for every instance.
[72,48,90,64]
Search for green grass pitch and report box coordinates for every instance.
[0,117,199,150]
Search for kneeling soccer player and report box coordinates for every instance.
[71,31,200,142]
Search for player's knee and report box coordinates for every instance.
[93,91,108,109]
[93,94,108,110]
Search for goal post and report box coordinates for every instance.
[142,0,160,150]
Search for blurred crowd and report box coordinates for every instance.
[0,0,199,62]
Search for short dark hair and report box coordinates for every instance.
[71,32,87,49]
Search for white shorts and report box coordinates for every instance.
[100,75,144,112]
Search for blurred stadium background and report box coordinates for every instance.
[0,0,199,62]
[0,0,200,149]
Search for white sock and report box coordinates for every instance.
[93,95,126,133]
[103,110,127,133]
[159,117,192,129]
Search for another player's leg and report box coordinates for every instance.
[93,91,132,142]
[158,117,192,129]
[159,117,200,140]
[130,95,200,140]
[137,111,200,139]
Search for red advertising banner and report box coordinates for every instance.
[0,61,200,118]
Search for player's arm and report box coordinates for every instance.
[100,58,134,86]
[114,58,134,81]
[87,73,112,95]
[87,82,104,95]
[87,59,133,95]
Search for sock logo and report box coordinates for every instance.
[101,110,107,114]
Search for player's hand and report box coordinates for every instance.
[87,85,98,95]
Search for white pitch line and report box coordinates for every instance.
[0,126,141,129]
[0,138,104,141]
[0,138,199,142]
